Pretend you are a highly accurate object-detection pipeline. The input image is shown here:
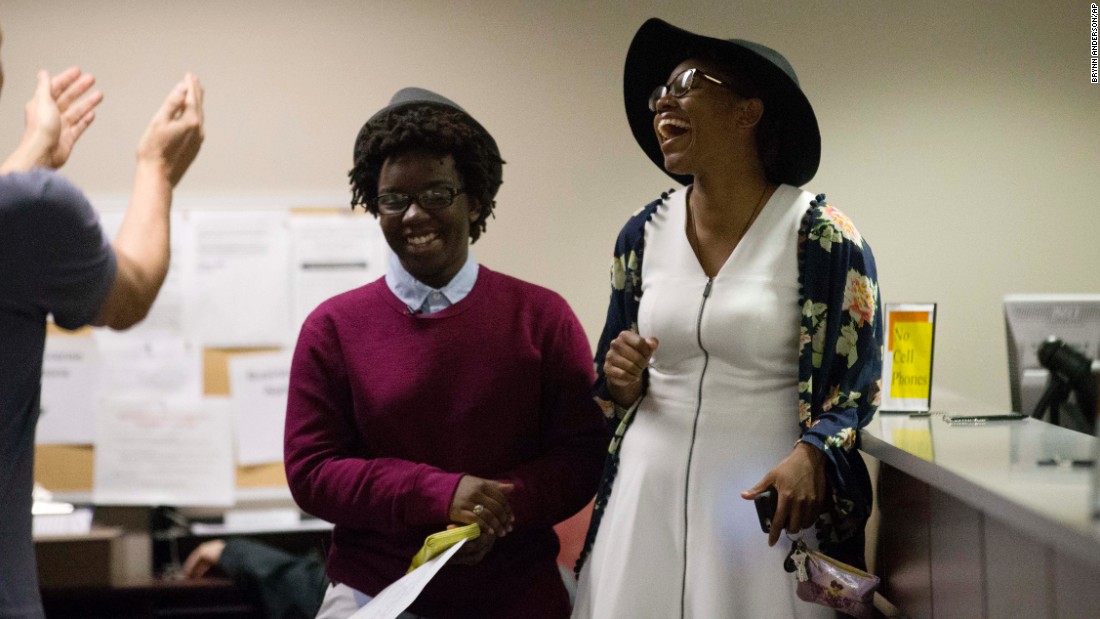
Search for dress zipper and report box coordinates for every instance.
[680,276,713,618]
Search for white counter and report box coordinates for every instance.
[864,412,1100,569]
[861,412,1100,618]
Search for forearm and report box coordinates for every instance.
[118,160,173,279]
[286,452,461,532]
[96,161,172,327]
[0,134,51,174]
[284,349,460,532]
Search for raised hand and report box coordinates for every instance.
[39,67,103,168]
[2,67,103,173]
[136,72,205,186]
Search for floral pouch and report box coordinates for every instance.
[786,536,880,619]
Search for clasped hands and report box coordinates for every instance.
[605,329,827,547]
[446,474,514,565]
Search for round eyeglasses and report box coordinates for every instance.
[648,68,731,112]
[370,187,465,216]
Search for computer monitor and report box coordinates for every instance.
[1004,294,1100,421]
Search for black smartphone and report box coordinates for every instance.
[754,486,778,534]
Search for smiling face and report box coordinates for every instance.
[652,57,753,177]
[377,149,480,289]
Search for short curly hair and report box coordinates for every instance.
[348,103,504,244]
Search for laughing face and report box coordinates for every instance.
[652,58,746,177]
[377,150,480,289]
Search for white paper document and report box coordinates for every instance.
[228,351,294,465]
[37,333,103,444]
[290,213,386,332]
[93,335,203,401]
[93,397,235,506]
[349,538,467,619]
[184,210,292,347]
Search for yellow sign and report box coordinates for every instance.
[882,304,937,412]
[891,321,933,398]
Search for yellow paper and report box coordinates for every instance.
[407,523,480,573]
[890,322,933,399]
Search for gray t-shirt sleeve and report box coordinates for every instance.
[0,168,117,329]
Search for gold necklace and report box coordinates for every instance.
[687,183,770,259]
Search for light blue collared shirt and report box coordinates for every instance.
[384,252,479,315]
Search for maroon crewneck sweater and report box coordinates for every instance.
[284,266,608,617]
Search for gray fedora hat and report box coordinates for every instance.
[356,87,503,197]
[624,18,821,187]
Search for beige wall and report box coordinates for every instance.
[2,0,1097,411]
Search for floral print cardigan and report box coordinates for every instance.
[577,191,884,571]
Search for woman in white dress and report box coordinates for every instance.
[573,18,883,618]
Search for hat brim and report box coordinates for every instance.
[364,89,501,164]
[623,18,821,187]
[358,88,503,197]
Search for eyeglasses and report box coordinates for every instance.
[370,187,465,216]
[648,68,731,112]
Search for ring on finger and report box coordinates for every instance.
[473,504,485,516]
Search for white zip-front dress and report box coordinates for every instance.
[573,185,833,618]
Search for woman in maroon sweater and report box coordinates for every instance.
[284,88,608,619]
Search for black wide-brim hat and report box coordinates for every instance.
[357,87,503,197]
[624,18,821,187]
